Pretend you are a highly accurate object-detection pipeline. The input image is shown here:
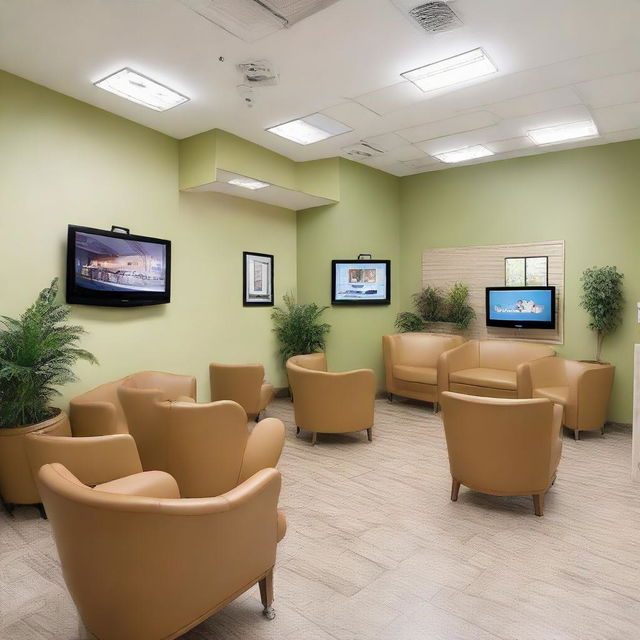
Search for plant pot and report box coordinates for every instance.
[0,410,71,507]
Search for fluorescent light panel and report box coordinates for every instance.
[94,68,189,111]
[267,113,352,145]
[228,177,270,190]
[527,120,599,146]
[402,48,497,93]
[433,145,494,164]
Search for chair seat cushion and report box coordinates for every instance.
[393,365,437,385]
[94,471,180,499]
[533,386,570,406]
[450,368,517,390]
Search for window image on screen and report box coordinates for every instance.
[74,232,166,293]
[486,287,555,329]
[333,262,388,302]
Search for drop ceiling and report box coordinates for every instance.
[2,0,640,176]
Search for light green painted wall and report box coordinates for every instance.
[296,159,400,385]
[400,142,640,423]
[0,70,297,409]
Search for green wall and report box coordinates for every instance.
[0,70,297,407]
[400,143,640,422]
[297,159,400,384]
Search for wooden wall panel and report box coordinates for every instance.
[421,241,564,344]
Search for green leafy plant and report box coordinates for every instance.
[446,282,476,330]
[394,311,425,333]
[413,286,445,323]
[271,292,331,364]
[580,266,624,362]
[0,278,97,428]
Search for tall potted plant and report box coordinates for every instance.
[0,278,97,513]
[580,266,624,362]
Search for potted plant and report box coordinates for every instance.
[395,311,425,333]
[0,278,97,514]
[580,266,624,363]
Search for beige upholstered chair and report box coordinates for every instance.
[382,333,466,410]
[118,388,285,498]
[286,353,375,445]
[441,392,563,516]
[36,459,285,640]
[69,371,197,436]
[521,357,615,440]
[209,363,275,421]
[438,339,555,399]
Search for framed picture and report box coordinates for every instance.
[331,259,391,305]
[505,256,548,287]
[243,252,273,306]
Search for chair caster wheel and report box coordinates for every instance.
[263,606,276,620]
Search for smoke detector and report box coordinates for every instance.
[342,142,385,160]
[238,60,278,86]
[392,1,463,33]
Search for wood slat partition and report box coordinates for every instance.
[422,240,564,344]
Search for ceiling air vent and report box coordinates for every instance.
[180,0,340,42]
[341,142,385,160]
[392,1,463,34]
[238,60,278,86]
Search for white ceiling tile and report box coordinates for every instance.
[401,157,442,170]
[506,104,596,138]
[320,101,381,129]
[363,132,406,151]
[601,127,640,143]
[396,111,499,143]
[388,144,426,161]
[353,81,426,116]
[488,87,583,120]
[575,72,640,109]
[593,102,640,133]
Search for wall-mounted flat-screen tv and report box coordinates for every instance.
[486,286,556,329]
[331,260,391,305]
[66,225,171,307]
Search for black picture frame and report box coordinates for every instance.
[243,251,274,306]
[485,286,556,329]
[331,259,391,306]
[504,256,549,287]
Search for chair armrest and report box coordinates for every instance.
[437,341,478,398]
[549,403,564,479]
[69,401,122,436]
[239,418,285,483]
[95,470,180,499]
[382,335,396,392]
[25,433,143,486]
[568,363,615,430]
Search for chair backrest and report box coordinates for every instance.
[209,363,265,415]
[441,392,559,495]
[118,388,250,497]
[384,333,466,368]
[287,352,328,372]
[478,340,555,371]
[126,371,197,400]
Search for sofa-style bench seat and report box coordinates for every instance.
[439,339,556,399]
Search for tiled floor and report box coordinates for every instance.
[1,398,639,639]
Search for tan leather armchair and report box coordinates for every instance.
[382,333,465,409]
[37,461,285,640]
[286,353,375,445]
[438,339,556,399]
[118,389,285,497]
[209,363,275,421]
[69,371,197,436]
[520,357,615,440]
[441,392,563,516]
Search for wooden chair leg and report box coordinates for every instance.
[451,478,460,502]
[532,493,544,517]
[259,568,275,620]
[311,431,317,446]
[295,426,300,437]
[574,429,580,441]
[367,427,373,442]
[256,412,261,423]
[387,392,393,403]
[433,402,440,414]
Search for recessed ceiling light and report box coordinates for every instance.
[266,113,352,145]
[433,145,494,164]
[228,177,270,190]
[527,120,599,146]
[402,48,497,93]
[94,68,189,111]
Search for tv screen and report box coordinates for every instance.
[331,260,390,305]
[486,286,556,329]
[66,225,171,307]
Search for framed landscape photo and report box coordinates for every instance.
[505,256,548,287]
[505,257,526,286]
[243,252,273,306]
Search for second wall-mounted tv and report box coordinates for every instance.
[486,286,556,329]
[332,260,391,305]
[66,225,171,307]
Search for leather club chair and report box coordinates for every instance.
[382,332,466,410]
[117,388,285,498]
[521,356,615,440]
[438,339,556,399]
[36,459,285,640]
[441,391,563,516]
[69,371,197,436]
[286,353,375,445]
[209,362,275,421]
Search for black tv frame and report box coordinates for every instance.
[331,259,391,306]
[66,225,171,307]
[485,286,556,329]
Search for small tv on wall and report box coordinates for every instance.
[66,225,171,307]
[331,260,391,305]
[486,286,556,329]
